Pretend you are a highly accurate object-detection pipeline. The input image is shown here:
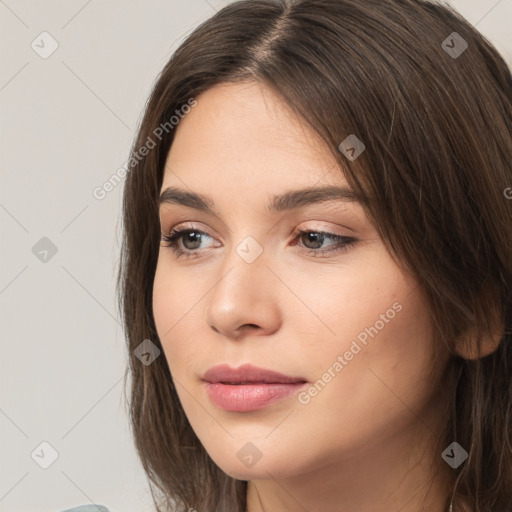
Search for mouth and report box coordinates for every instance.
[202,363,307,384]
[201,364,308,412]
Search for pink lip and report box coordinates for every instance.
[202,364,308,412]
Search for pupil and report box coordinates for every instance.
[303,232,323,249]
[184,232,202,250]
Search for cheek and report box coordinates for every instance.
[152,259,203,375]
[303,278,439,446]
[286,251,405,355]
[293,257,439,424]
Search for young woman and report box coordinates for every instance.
[117,1,512,511]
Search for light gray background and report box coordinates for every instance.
[1,1,511,511]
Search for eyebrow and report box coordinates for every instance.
[158,185,362,214]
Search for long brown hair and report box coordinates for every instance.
[117,1,512,510]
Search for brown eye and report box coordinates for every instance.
[292,229,357,257]
[161,227,213,257]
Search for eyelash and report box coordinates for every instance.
[160,225,357,259]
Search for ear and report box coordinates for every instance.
[453,323,504,360]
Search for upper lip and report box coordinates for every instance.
[202,363,307,384]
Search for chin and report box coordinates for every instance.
[204,443,304,481]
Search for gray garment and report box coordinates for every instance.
[60,506,111,512]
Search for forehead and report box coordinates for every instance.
[161,81,350,203]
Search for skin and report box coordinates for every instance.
[152,81,457,512]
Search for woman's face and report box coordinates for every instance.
[153,81,448,481]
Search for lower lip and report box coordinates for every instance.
[204,382,307,412]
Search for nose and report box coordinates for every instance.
[204,240,282,340]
